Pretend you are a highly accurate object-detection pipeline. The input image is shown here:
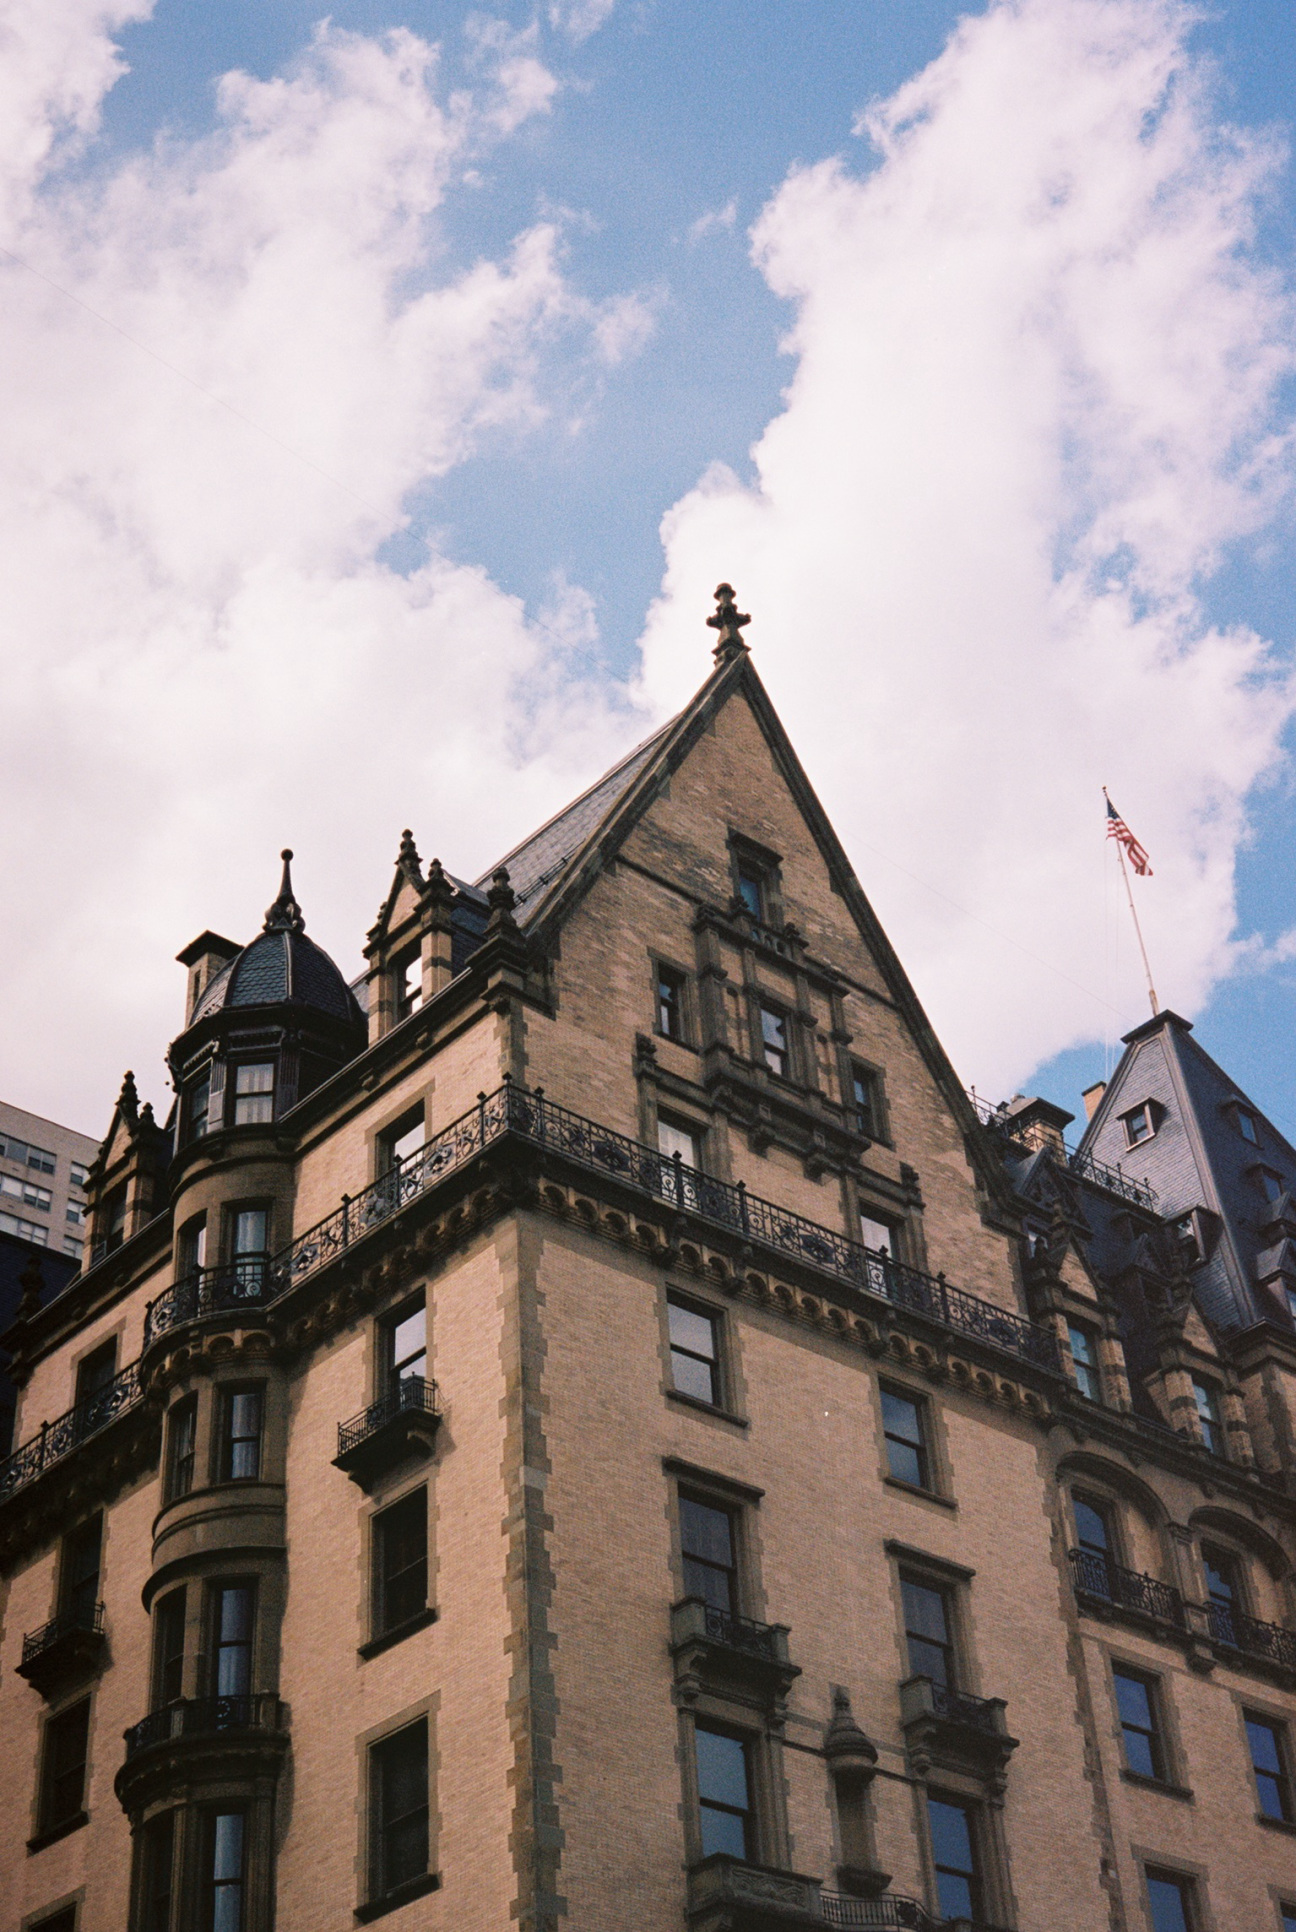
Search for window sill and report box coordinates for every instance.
[1120,1769,1193,1803]
[666,1388,749,1430]
[28,1811,89,1854]
[358,1607,438,1661]
[884,1476,956,1511]
[355,1872,439,1921]
[1256,1811,1296,1835]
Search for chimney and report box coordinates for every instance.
[1004,1095,1074,1158]
[1081,1081,1107,1122]
[176,931,240,1025]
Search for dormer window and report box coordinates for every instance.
[104,1185,128,1254]
[189,1071,212,1140]
[394,947,423,1023]
[233,1063,274,1125]
[759,1005,788,1079]
[1236,1108,1258,1145]
[1121,1101,1159,1147]
[1256,1167,1285,1205]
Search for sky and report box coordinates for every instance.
[3,0,1296,1154]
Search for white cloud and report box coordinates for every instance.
[0,8,639,1128]
[638,0,1296,1096]
[688,198,738,243]
[547,0,618,44]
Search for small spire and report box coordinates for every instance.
[824,1686,878,1772]
[397,828,424,885]
[422,855,455,909]
[264,849,305,934]
[117,1069,140,1123]
[487,866,517,923]
[706,582,751,664]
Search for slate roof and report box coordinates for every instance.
[191,929,363,1026]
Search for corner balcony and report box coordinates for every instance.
[143,1261,272,1353]
[686,1857,942,1931]
[115,1692,288,1814]
[18,1602,107,1699]
[333,1376,442,1487]
[671,1598,801,1703]
[1068,1548,1185,1634]
[899,1677,1018,1782]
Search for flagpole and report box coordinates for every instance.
[1105,788,1159,1017]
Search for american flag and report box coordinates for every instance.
[1105,794,1152,876]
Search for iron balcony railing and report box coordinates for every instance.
[337,1376,440,1461]
[925,1681,1002,1735]
[698,1603,784,1662]
[124,1692,285,1760]
[968,1092,1157,1210]
[21,1600,105,1668]
[1207,1602,1296,1673]
[144,1259,271,1348]
[268,1083,1061,1376]
[819,1896,938,1931]
[1069,1548,1185,1627]
[0,1360,143,1503]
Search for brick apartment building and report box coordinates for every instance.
[2,587,1296,1932]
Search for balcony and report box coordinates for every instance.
[333,1377,441,1488]
[18,1602,106,1699]
[1068,1548,1185,1632]
[687,1859,943,1932]
[0,1361,143,1505]
[144,1261,272,1351]
[899,1678,1018,1782]
[1207,1603,1296,1678]
[671,1598,801,1703]
[116,1693,288,1814]
[124,1691,286,1759]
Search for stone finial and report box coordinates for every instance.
[18,1251,45,1320]
[487,867,518,930]
[117,1068,140,1124]
[263,849,306,934]
[422,855,455,909]
[706,582,752,664]
[397,828,424,886]
[824,1686,878,1775]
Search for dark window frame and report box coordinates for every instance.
[678,1489,742,1616]
[368,1717,431,1906]
[386,1296,427,1394]
[899,1569,958,1689]
[59,1515,103,1629]
[849,1061,886,1142]
[1143,1865,1199,1932]
[1191,1378,1224,1454]
[379,1105,425,1177]
[758,1002,790,1080]
[1121,1099,1161,1147]
[231,1061,275,1127]
[372,1488,430,1641]
[1067,1321,1102,1402]
[37,1696,91,1841]
[728,834,784,930]
[166,1394,198,1502]
[1245,1710,1294,1823]
[138,1809,176,1932]
[207,1580,256,1700]
[694,1720,757,1863]
[216,1385,265,1484]
[925,1790,985,1925]
[880,1384,932,1492]
[1112,1663,1168,1783]
[201,1808,246,1932]
[653,960,691,1045]
[667,1295,723,1409]
[75,1339,118,1407]
[153,1588,187,1708]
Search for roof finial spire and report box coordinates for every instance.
[707,582,751,664]
[264,848,305,934]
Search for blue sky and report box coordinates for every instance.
[3,0,1296,1141]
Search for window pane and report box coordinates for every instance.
[1073,1498,1109,1554]
[374,1720,428,1895]
[215,1585,254,1697]
[377,1490,428,1633]
[669,1300,719,1404]
[760,1007,786,1074]
[1146,1873,1191,1932]
[210,1811,245,1932]
[225,1390,262,1480]
[672,1350,716,1404]
[681,1499,733,1568]
[392,1306,426,1381]
[44,1699,89,1828]
[860,1215,893,1256]
[736,871,762,918]
[141,1811,175,1932]
[232,1209,268,1255]
[669,1303,716,1361]
[881,1389,925,1487]
[927,1796,976,1921]
[658,1119,700,1167]
[696,1728,749,1809]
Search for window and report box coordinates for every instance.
[103,1186,127,1253]
[189,1072,212,1140]
[1072,1495,1114,1595]
[735,866,765,921]
[66,1202,85,1227]
[658,1116,701,1170]
[76,1339,118,1409]
[40,1698,90,1836]
[1246,1714,1293,1822]
[759,1006,788,1078]
[1068,1323,1100,1401]
[1171,1212,1201,1265]
[388,1302,427,1389]
[230,1207,268,1288]
[32,1908,77,1932]
[0,1210,49,1243]
[1123,1102,1156,1146]
[1203,1547,1239,1644]
[656,965,688,1042]
[901,1575,954,1687]
[394,949,423,1022]
[1258,1168,1285,1205]
[680,1496,737,1614]
[668,1299,720,1406]
[1145,1870,1196,1932]
[0,1172,52,1211]
[153,1589,186,1706]
[178,1214,207,1278]
[850,1064,880,1139]
[0,1130,56,1173]
[373,1489,428,1637]
[139,1811,176,1932]
[61,1516,102,1630]
[218,1389,263,1482]
[232,1063,274,1126]
[881,1387,929,1489]
[70,1162,89,1192]
[927,1794,981,1923]
[1281,1909,1296,1932]
[1113,1666,1165,1780]
[860,1214,896,1257]
[370,1718,429,1901]
[1237,1108,1259,1144]
[1191,1379,1222,1454]
[204,1811,245,1932]
[63,1237,84,1260]
[167,1395,197,1501]
[695,1725,753,1860]
[210,1584,254,1699]
[382,1109,425,1172]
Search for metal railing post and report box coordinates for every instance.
[341,1194,350,1247]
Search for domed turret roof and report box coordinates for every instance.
[190,851,362,1027]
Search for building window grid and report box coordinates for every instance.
[759,1005,788,1079]
[232,1063,274,1126]
[1203,1547,1240,1643]
[205,1809,246,1932]
[211,1584,254,1699]
[388,1303,427,1388]
[668,1299,720,1406]
[0,1171,53,1212]
[1113,1666,1166,1781]
[167,1396,197,1501]
[0,1131,56,1174]
[927,1794,982,1924]
[61,1516,102,1628]
[154,1589,186,1707]
[881,1387,929,1490]
[140,1809,176,1932]
[695,1725,754,1861]
[1246,1713,1294,1822]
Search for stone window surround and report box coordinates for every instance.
[353,1694,440,1924]
[1100,1645,1193,1799]
[1130,1846,1216,1932]
[661,1285,748,1429]
[876,1376,955,1510]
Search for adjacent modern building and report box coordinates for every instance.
[0,1103,98,1453]
[2,589,1296,1932]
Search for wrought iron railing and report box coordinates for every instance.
[1069,1548,1185,1627]
[819,1896,937,1931]
[144,1259,271,1348]
[337,1376,440,1460]
[968,1092,1157,1210]
[0,1360,143,1503]
[21,1600,105,1667]
[268,1083,1060,1375]
[123,1692,285,1759]
[698,1603,784,1661]
[1207,1602,1296,1673]
[925,1681,1002,1734]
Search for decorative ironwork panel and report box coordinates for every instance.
[928,1682,1000,1734]
[123,1692,283,1759]
[1069,1548,1184,1626]
[0,1361,143,1502]
[336,1376,440,1459]
[1208,1603,1296,1672]
[819,1896,938,1931]
[21,1601,105,1665]
[967,1090,1157,1209]
[145,1262,271,1348]
[701,1605,782,1661]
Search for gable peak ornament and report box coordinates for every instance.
[707,582,751,664]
